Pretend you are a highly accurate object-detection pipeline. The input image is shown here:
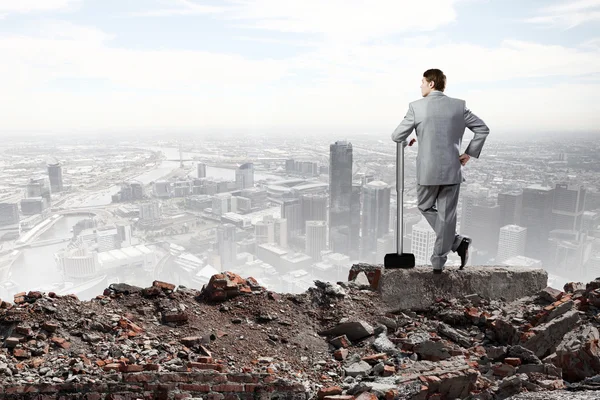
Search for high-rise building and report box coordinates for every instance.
[306,221,327,261]
[281,199,302,239]
[521,185,555,261]
[329,141,353,256]
[274,218,288,248]
[212,193,232,216]
[217,223,237,269]
[552,183,586,232]
[549,231,593,278]
[197,163,207,179]
[582,211,600,235]
[139,202,161,222]
[153,181,172,198]
[360,181,391,262]
[47,163,63,193]
[235,163,254,189]
[0,202,20,240]
[498,190,522,226]
[411,218,436,265]
[300,194,327,233]
[350,183,361,260]
[20,198,48,215]
[27,176,51,203]
[497,225,527,263]
[255,218,275,245]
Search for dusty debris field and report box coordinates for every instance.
[2,268,600,399]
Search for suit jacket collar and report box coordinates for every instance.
[428,91,445,97]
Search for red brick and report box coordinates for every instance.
[504,357,522,367]
[244,384,258,392]
[318,386,343,399]
[153,280,176,291]
[163,313,188,323]
[120,364,144,373]
[188,362,225,372]
[179,384,211,392]
[103,363,122,372]
[13,349,30,359]
[361,353,388,364]
[51,337,70,349]
[181,336,202,347]
[492,363,516,377]
[144,364,160,371]
[124,373,155,383]
[385,391,398,400]
[212,384,244,392]
[227,374,259,383]
[383,365,395,376]
[334,348,349,360]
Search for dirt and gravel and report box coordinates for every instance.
[2,268,600,399]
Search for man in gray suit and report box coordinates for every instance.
[391,69,490,273]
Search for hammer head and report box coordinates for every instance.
[384,253,415,269]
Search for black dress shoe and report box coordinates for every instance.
[457,238,472,270]
[433,268,443,275]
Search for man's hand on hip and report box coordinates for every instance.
[459,154,471,166]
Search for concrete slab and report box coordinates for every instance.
[378,266,547,312]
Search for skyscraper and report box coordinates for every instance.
[274,218,288,248]
[281,199,302,239]
[27,176,51,203]
[329,141,353,256]
[300,194,327,233]
[217,223,237,269]
[235,163,254,190]
[350,183,361,260]
[521,185,555,260]
[497,225,527,263]
[552,183,586,232]
[0,202,20,240]
[139,201,161,222]
[47,163,63,193]
[498,190,522,226]
[411,218,436,265]
[306,221,327,261]
[197,163,207,179]
[360,181,391,262]
[255,218,275,245]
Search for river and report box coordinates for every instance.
[4,146,284,299]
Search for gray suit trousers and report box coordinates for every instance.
[417,184,464,270]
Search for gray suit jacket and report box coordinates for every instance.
[391,91,490,185]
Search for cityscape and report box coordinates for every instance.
[1,133,599,301]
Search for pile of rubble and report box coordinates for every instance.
[2,269,600,399]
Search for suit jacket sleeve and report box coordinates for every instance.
[391,104,415,143]
[463,102,490,158]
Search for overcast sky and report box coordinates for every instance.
[0,0,599,136]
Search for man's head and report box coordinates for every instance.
[421,69,446,97]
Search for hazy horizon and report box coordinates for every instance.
[0,0,599,135]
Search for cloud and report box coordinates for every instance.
[0,0,79,15]
[525,0,600,28]
[130,0,225,17]
[0,18,598,134]
[132,0,466,42]
[224,0,463,42]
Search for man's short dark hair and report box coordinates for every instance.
[423,69,446,92]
